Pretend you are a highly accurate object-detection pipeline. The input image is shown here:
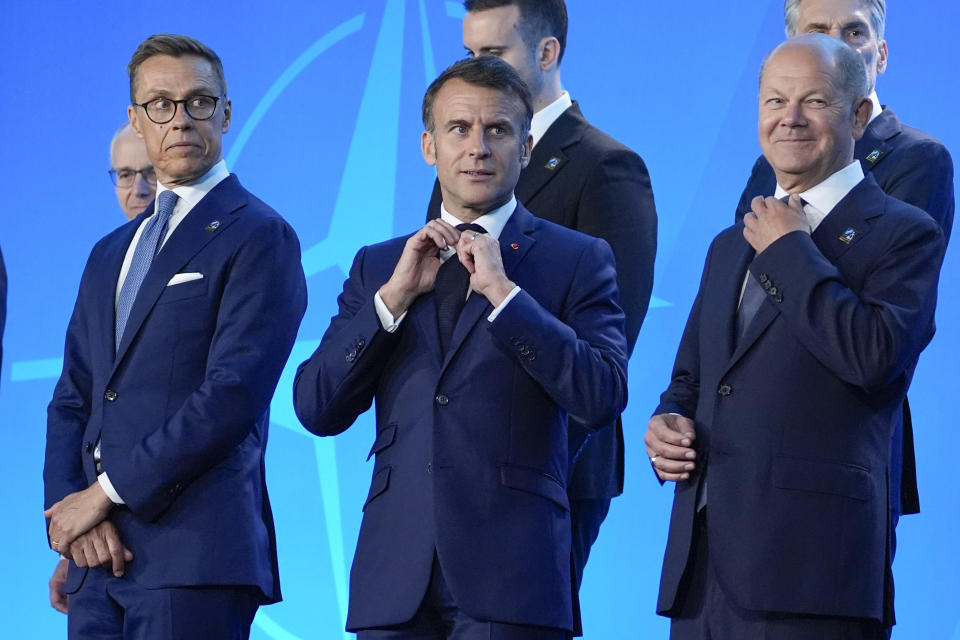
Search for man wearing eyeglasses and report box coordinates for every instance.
[43,34,306,639]
[108,123,157,221]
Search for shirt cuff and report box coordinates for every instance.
[374,291,407,333]
[487,286,521,322]
[97,473,125,505]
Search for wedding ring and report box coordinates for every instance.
[472,232,480,240]
[650,455,659,464]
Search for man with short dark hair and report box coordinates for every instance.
[109,123,156,221]
[427,0,657,592]
[735,0,955,548]
[43,33,306,639]
[296,55,628,640]
[646,34,944,638]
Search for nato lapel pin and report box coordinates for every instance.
[545,157,560,170]
[205,220,221,232]
[839,227,857,244]
[865,149,882,164]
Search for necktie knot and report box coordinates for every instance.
[156,189,179,222]
[456,223,487,235]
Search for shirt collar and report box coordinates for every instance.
[439,195,516,240]
[867,90,882,125]
[774,160,864,231]
[155,159,230,210]
[530,91,572,149]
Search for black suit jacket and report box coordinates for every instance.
[734,107,954,515]
[428,103,657,499]
[658,176,945,622]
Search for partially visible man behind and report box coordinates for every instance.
[427,0,658,592]
[109,123,156,221]
[48,122,158,615]
[735,0,955,543]
[646,34,944,638]
[43,34,306,639]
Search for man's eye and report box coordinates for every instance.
[152,98,172,110]
[490,126,506,136]
[117,170,134,180]
[453,126,466,134]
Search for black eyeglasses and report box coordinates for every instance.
[109,166,157,188]
[133,95,223,124]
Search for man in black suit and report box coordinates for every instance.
[734,0,954,535]
[427,0,658,591]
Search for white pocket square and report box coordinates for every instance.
[167,272,204,286]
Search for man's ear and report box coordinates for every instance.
[852,97,872,141]
[538,36,561,71]
[128,104,144,139]
[421,130,437,166]
[221,98,232,133]
[520,133,532,169]
[876,39,888,75]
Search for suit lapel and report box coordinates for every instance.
[96,218,145,364]
[811,176,881,263]
[856,108,901,174]
[440,205,536,371]
[722,235,780,370]
[516,104,585,204]
[113,175,246,365]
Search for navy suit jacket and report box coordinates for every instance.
[429,103,657,500]
[656,175,944,622]
[44,175,306,602]
[294,203,628,632]
[735,107,955,516]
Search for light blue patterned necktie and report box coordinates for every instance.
[115,189,178,351]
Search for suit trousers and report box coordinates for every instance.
[356,555,567,640]
[668,511,886,640]
[569,497,611,589]
[67,566,260,640]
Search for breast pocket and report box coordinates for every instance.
[157,277,208,305]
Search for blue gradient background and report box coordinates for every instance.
[1,2,957,638]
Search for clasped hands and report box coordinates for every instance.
[44,482,132,577]
[379,219,516,317]
[743,194,809,254]
[645,413,698,483]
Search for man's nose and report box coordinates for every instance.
[133,171,154,197]
[468,130,490,157]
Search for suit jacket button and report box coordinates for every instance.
[104,390,118,402]
[435,394,449,406]
[769,286,778,295]
[345,350,356,363]
[759,273,769,284]
[718,384,732,396]
[84,441,93,453]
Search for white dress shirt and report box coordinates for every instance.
[530,91,572,149]
[100,159,231,504]
[773,160,865,232]
[374,196,521,331]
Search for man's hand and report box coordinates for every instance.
[743,194,809,254]
[456,231,515,307]
[44,481,113,552]
[49,558,69,614]
[379,220,463,317]
[645,413,697,482]
[67,520,133,578]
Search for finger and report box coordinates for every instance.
[647,417,693,447]
[426,220,461,247]
[662,415,696,438]
[70,542,88,568]
[649,441,697,463]
[105,533,126,576]
[50,584,69,614]
[91,534,112,568]
[653,454,696,475]
[750,195,768,216]
[656,469,692,482]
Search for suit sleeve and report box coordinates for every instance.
[749,219,945,391]
[655,240,716,419]
[107,218,307,521]
[486,238,629,428]
[294,246,402,436]
[882,140,954,245]
[44,247,98,509]
[575,149,657,355]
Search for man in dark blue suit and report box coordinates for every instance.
[426,0,658,592]
[645,35,945,638]
[735,0,954,521]
[43,34,306,639]
[294,56,627,639]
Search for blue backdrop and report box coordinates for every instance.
[1,1,957,638]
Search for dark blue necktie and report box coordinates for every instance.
[115,190,178,351]
[435,223,487,353]
[736,195,804,343]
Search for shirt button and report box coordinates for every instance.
[104,390,118,402]
[435,394,449,406]
[718,384,732,397]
